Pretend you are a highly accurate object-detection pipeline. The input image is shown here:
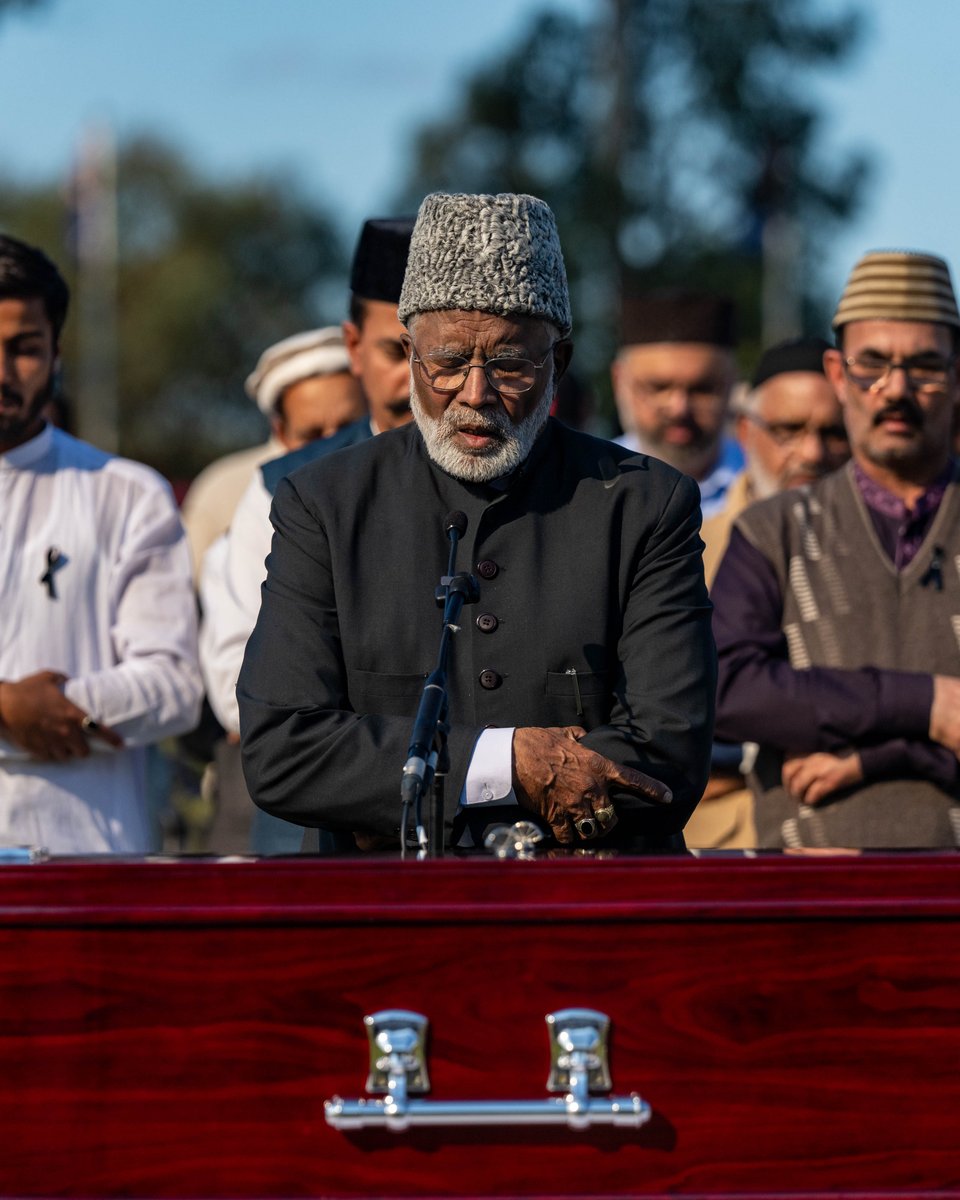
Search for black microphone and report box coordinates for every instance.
[442,512,468,584]
[401,512,471,805]
[444,510,468,539]
[401,672,446,804]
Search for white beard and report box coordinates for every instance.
[744,452,780,501]
[410,368,553,483]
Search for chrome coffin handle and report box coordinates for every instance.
[324,1007,651,1132]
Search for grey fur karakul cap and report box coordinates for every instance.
[398,192,572,335]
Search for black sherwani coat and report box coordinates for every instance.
[238,418,716,850]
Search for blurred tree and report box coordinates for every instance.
[0,0,47,19]
[396,0,872,419]
[0,135,346,479]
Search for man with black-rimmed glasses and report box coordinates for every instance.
[712,250,960,849]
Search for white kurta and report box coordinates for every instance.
[199,471,274,734]
[0,425,203,853]
[180,435,285,580]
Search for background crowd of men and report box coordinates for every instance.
[2,195,959,856]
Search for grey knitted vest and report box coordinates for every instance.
[736,461,960,849]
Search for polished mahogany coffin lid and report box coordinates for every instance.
[1,853,959,1199]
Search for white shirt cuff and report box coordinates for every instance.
[462,726,517,805]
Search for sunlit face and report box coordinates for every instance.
[404,308,570,483]
[824,320,958,480]
[0,296,57,453]
[611,342,736,474]
[273,370,366,451]
[342,299,412,433]
[738,371,849,500]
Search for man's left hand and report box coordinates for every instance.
[782,751,863,806]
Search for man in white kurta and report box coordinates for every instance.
[199,219,414,737]
[0,234,202,854]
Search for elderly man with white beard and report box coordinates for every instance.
[700,336,850,586]
[237,192,715,852]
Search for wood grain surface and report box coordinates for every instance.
[0,854,958,1198]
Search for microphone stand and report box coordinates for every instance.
[400,516,479,860]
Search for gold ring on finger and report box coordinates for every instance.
[575,815,599,840]
[593,803,617,829]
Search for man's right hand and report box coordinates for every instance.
[512,726,671,844]
[930,675,960,757]
[0,671,122,762]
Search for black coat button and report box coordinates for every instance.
[477,559,499,580]
[476,613,499,633]
[479,669,502,690]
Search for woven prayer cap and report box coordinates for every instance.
[833,250,960,331]
[244,326,350,415]
[398,192,572,335]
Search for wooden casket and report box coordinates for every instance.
[0,851,958,1198]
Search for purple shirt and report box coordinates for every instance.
[712,463,959,788]
[854,460,952,570]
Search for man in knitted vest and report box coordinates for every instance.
[713,249,960,848]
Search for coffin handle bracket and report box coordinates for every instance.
[324,1007,650,1132]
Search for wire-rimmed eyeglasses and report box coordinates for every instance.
[408,340,558,397]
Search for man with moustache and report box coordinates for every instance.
[0,234,202,853]
[238,192,715,852]
[712,251,960,848]
[612,290,743,517]
[198,218,412,852]
[200,218,413,741]
[189,218,413,577]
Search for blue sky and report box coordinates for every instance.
[0,0,958,310]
